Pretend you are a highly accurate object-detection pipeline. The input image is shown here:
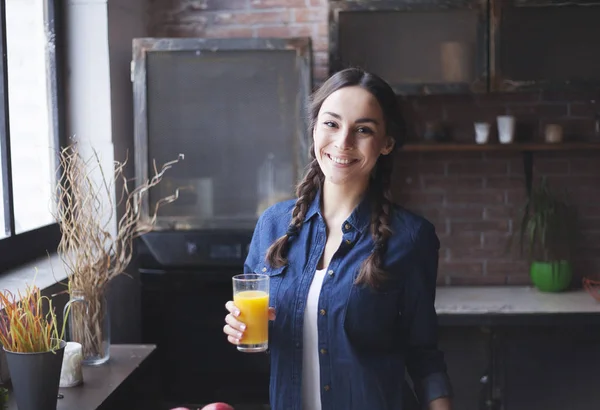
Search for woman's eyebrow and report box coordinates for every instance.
[322,111,379,125]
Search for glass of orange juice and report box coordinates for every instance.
[232,273,269,352]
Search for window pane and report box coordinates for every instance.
[6,0,57,234]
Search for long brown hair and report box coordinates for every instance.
[265,68,404,288]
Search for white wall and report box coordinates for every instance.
[64,0,148,343]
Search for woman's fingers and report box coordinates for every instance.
[224,301,246,345]
[225,312,246,333]
[226,333,241,345]
[225,300,240,315]
[224,302,275,346]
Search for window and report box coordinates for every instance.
[0,0,64,272]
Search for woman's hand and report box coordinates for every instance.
[223,301,276,346]
[429,397,452,410]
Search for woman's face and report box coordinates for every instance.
[313,86,394,188]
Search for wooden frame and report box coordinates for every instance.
[131,37,313,228]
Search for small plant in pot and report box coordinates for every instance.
[513,177,577,292]
[0,282,68,410]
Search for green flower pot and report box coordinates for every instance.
[530,261,572,292]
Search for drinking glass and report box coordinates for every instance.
[232,274,269,352]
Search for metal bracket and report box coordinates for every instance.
[522,151,533,198]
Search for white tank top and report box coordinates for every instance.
[302,267,327,410]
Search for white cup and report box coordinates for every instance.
[497,115,515,144]
[474,122,490,144]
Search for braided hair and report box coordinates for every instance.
[266,68,404,288]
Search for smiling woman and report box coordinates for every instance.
[0,0,65,271]
[224,68,453,410]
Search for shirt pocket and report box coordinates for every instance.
[343,282,402,353]
[253,263,286,310]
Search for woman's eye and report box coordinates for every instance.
[323,121,337,128]
[357,127,373,135]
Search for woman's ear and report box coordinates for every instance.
[381,136,395,155]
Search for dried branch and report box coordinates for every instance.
[52,142,182,360]
[54,142,183,293]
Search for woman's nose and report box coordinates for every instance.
[334,128,354,150]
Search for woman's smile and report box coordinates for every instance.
[325,153,359,166]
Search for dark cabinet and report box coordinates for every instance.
[329,0,489,95]
[501,326,600,410]
[330,0,600,95]
[439,327,491,410]
[439,323,600,410]
[491,0,600,92]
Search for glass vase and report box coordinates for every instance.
[63,289,111,365]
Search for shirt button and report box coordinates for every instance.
[344,223,351,231]
[319,309,326,316]
[320,348,327,355]
[345,239,352,245]
[323,385,331,392]
[327,270,334,276]
[261,267,267,272]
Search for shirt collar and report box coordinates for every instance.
[303,187,372,234]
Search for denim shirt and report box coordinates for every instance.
[243,190,452,410]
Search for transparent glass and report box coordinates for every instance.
[499,5,600,82]
[338,10,479,85]
[6,0,58,234]
[63,290,111,365]
[232,274,270,353]
[145,49,301,230]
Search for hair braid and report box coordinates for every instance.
[355,155,394,289]
[266,158,324,267]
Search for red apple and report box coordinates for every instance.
[201,404,235,410]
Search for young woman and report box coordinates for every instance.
[223,68,453,410]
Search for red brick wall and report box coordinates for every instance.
[394,149,600,286]
[148,0,600,287]
[148,0,330,80]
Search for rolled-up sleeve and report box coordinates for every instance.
[403,221,453,404]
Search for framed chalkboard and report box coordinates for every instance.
[132,38,312,230]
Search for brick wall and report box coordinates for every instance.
[397,93,600,286]
[147,0,600,287]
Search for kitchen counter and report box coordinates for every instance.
[7,344,160,410]
[434,286,600,326]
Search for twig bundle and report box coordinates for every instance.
[54,143,182,358]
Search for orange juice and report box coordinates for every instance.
[234,290,269,347]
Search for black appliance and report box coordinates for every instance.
[139,230,271,408]
[132,37,312,408]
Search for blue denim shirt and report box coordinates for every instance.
[244,190,452,410]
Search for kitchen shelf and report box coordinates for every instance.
[401,142,600,152]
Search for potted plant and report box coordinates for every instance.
[513,177,577,292]
[0,282,67,410]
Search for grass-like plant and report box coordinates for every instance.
[515,177,577,263]
[0,283,66,353]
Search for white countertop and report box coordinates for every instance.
[435,286,600,314]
